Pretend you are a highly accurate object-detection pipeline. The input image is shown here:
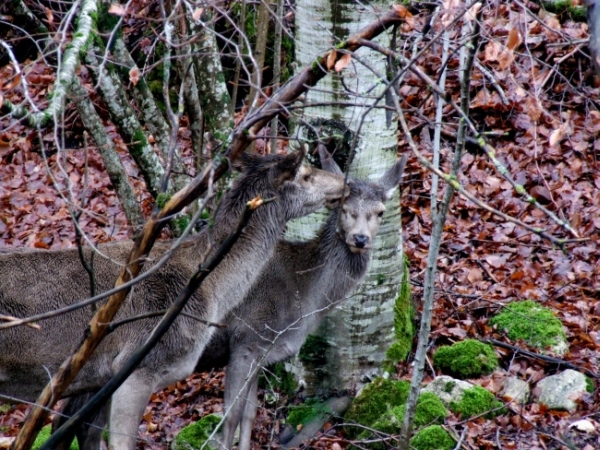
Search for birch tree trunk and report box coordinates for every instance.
[290,0,405,395]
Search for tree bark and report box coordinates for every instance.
[70,78,145,231]
[290,0,407,395]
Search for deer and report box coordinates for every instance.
[54,148,407,450]
[0,149,348,450]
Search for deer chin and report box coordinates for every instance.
[347,245,369,254]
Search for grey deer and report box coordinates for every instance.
[0,150,348,450]
[54,149,407,450]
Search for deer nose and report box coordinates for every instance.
[353,234,369,248]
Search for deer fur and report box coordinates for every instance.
[0,150,347,450]
[52,151,406,450]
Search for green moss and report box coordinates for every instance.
[96,2,122,39]
[433,339,499,379]
[585,376,595,393]
[311,59,323,74]
[409,425,455,450]
[383,255,414,371]
[392,392,447,428]
[449,386,504,419]
[364,391,447,447]
[172,215,190,236]
[0,404,10,413]
[298,334,329,366]
[156,193,171,209]
[173,414,221,450]
[32,425,78,450]
[345,378,410,438]
[130,128,149,157]
[259,362,297,396]
[541,0,587,21]
[490,300,566,350]
[287,398,328,427]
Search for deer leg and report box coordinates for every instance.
[236,374,259,450]
[52,393,108,450]
[222,349,258,449]
[107,372,154,450]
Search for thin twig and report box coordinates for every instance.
[484,338,600,379]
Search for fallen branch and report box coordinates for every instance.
[484,338,600,379]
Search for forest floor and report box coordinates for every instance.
[1,0,600,449]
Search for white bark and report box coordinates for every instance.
[291,0,403,394]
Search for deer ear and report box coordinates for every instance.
[379,153,408,200]
[318,143,344,176]
[271,148,306,187]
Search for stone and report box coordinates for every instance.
[569,419,596,433]
[500,377,530,404]
[535,369,587,412]
[421,375,474,407]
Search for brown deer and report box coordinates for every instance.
[0,150,347,450]
[55,148,406,450]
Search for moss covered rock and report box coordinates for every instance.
[345,378,410,436]
[490,300,568,354]
[369,392,447,436]
[409,425,455,450]
[449,385,504,419]
[32,425,78,450]
[433,339,499,379]
[173,414,221,450]
[345,378,448,444]
[392,392,447,428]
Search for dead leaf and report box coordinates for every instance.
[392,4,410,18]
[2,74,21,90]
[0,437,14,449]
[530,185,552,204]
[467,267,483,283]
[327,50,337,71]
[129,67,141,86]
[484,254,509,269]
[45,7,54,24]
[192,8,204,21]
[465,2,482,21]
[524,97,542,122]
[108,3,126,16]
[334,53,351,72]
[506,27,522,51]
[447,327,467,338]
[549,122,568,147]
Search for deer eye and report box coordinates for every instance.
[303,174,311,182]
[378,211,385,217]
